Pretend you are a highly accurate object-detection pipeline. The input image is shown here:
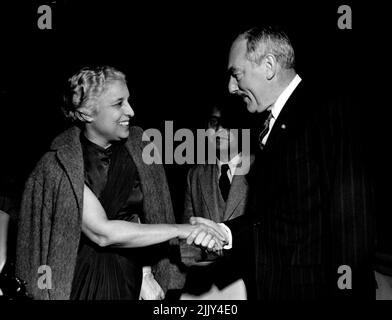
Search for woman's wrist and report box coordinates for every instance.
[173,224,189,239]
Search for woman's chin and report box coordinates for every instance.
[118,127,130,138]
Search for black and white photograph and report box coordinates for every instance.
[0,0,390,314]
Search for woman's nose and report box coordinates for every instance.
[123,101,135,117]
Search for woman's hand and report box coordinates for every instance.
[139,267,165,300]
[176,222,227,251]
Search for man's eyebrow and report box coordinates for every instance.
[228,66,241,75]
[228,66,236,74]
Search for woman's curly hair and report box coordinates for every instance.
[62,66,126,123]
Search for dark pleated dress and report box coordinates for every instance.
[70,134,144,300]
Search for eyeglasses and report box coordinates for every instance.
[207,116,223,131]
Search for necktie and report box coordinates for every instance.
[219,164,230,202]
[258,110,273,150]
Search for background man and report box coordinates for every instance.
[180,98,253,299]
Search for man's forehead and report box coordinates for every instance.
[228,38,247,69]
[210,108,222,117]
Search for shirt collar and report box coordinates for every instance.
[217,153,242,176]
[80,133,114,163]
[269,74,302,119]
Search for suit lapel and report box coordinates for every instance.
[263,81,306,152]
[224,174,248,220]
[199,164,221,221]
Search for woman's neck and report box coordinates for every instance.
[83,130,111,149]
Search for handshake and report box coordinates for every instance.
[177,217,230,253]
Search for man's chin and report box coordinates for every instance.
[247,102,267,113]
[246,103,257,113]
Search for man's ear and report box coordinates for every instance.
[76,110,94,123]
[264,54,278,80]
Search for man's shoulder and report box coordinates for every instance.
[188,163,216,177]
[296,77,355,109]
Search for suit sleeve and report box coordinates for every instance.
[179,168,204,265]
[224,214,253,252]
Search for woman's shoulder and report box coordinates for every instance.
[49,126,81,150]
[127,126,155,151]
[29,151,62,180]
[128,126,144,138]
[28,127,82,181]
[41,127,80,164]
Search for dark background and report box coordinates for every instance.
[0,1,390,258]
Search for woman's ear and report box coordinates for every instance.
[76,110,94,123]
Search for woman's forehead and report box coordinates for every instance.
[101,80,129,99]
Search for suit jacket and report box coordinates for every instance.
[183,161,250,224]
[226,81,375,300]
[181,157,253,294]
[15,126,185,299]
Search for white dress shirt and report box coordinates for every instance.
[217,153,242,183]
[260,74,302,146]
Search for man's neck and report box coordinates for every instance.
[217,151,240,163]
[268,69,297,109]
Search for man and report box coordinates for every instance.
[187,26,375,300]
[180,100,253,299]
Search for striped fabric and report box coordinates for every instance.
[226,82,375,300]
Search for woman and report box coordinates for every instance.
[15,66,224,300]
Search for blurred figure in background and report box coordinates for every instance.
[180,95,254,299]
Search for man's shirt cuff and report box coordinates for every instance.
[218,223,233,249]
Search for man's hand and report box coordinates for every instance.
[187,217,229,251]
[139,268,165,300]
